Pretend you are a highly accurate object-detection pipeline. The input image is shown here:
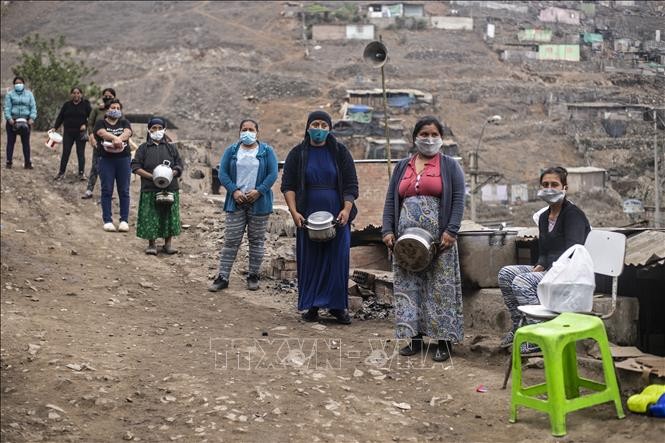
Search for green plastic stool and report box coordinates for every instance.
[509,312,625,437]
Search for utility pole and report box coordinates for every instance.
[655,109,661,228]
[301,6,309,58]
[469,150,479,222]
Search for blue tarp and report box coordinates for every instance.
[387,94,415,109]
[348,104,372,113]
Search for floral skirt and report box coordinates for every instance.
[393,196,464,342]
[136,191,181,240]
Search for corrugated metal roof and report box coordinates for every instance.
[625,231,665,266]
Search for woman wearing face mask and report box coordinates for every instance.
[131,117,184,255]
[209,119,278,291]
[93,99,133,232]
[83,88,117,199]
[52,87,92,181]
[382,116,465,362]
[4,76,37,169]
[498,166,590,352]
[281,111,359,325]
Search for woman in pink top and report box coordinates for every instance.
[382,116,466,363]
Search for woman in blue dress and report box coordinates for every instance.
[281,111,359,325]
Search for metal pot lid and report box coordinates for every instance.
[307,211,334,228]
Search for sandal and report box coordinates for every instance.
[162,245,179,255]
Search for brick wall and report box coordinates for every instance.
[271,161,398,228]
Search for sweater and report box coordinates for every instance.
[54,100,92,132]
[131,140,184,192]
[537,198,591,269]
[218,141,278,215]
[280,137,359,222]
[382,153,465,239]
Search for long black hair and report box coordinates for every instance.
[539,166,568,186]
[412,116,445,144]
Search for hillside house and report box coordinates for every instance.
[565,166,607,193]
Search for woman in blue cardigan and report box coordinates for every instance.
[382,116,465,362]
[209,119,278,292]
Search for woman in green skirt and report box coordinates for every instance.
[131,117,185,255]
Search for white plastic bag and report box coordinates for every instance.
[537,244,596,313]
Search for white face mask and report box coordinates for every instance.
[537,188,565,205]
[415,137,443,156]
[150,130,165,141]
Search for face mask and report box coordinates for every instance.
[14,83,24,92]
[239,131,257,146]
[107,109,122,119]
[308,128,329,144]
[150,130,165,142]
[415,137,443,156]
[103,97,113,105]
[537,188,565,205]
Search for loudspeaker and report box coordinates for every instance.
[363,41,388,68]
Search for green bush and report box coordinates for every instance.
[11,34,99,131]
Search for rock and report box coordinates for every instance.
[272,407,281,415]
[392,402,411,410]
[70,249,78,256]
[48,411,61,420]
[353,369,363,377]
[161,395,177,403]
[123,431,134,440]
[46,404,65,413]
[429,394,453,406]
[28,343,41,355]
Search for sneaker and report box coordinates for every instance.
[79,173,87,181]
[399,335,423,356]
[5,163,12,169]
[301,307,319,322]
[247,274,259,291]
[24,163,33,169]
[520,342,541,354]
[208,275,229,292]
[81,190,93,199]
[103,222,117,232]
[54,173,64,181]
[500,330,515,348]
[118,221,129,232]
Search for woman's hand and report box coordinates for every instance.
[290,210,305,228]
[80,124,86,131]
[336,207,351,227]
[533,264,545,272]
[383,233,395,249]
[245,189,261,203]
[233,190,247,204]
[440,231,456,250]
[112,136,123,150]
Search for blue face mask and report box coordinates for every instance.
[14,83,24,92]
[308,128,329,144]
[239,131,257,146]
[107,109,122,119]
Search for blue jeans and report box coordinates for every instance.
[98,155,131,224]
[5,121,31,165]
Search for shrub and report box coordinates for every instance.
[11,34,99,131]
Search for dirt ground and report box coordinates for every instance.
[2,136,663,443]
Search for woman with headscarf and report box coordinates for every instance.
[131,117,184,255]
[208,119,278,291]
[382,116,465,362]
[52,86,92,181]
[281,111,359,325]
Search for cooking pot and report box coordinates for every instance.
[153,160,174,189]
[457,229,518,288]
[303,211,337,242]
[393,227,438,272]
[155,191,175,205]
[45,129,63,149]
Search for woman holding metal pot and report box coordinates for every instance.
[382,116,465,362]
[131,117,184,255]
[498,166,590,353]
[281,111,359,325]
[209,119,278,291]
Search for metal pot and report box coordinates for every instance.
[457,229,518,288]
[155,191,175,205]
[303,211,337,242]
[153,160,173,189]
[393,227,438,272]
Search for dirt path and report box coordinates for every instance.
[1,137,661,442]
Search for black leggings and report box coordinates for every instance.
[59,130,86,175]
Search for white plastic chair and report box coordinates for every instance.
[502,230,627,388]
